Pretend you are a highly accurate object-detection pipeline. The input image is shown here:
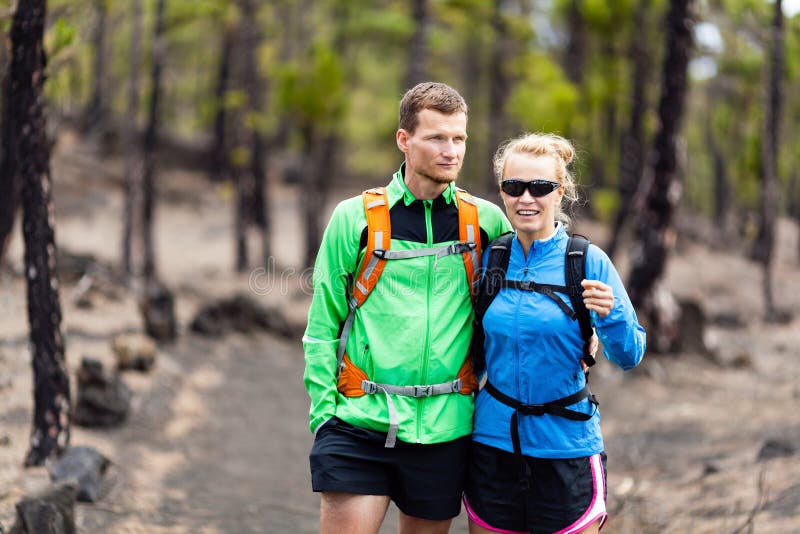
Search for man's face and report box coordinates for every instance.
[396,109,467,185]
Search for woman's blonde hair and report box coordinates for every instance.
[493,132,580,226]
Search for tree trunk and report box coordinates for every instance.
[209,25,233,184]
[459,28,485,192]
[595,41,619,190]
[142,0,166,280]
[627,0,694,352]
[707,110,730,246]
[757,0,784,319]
[135,0,176,339]
[607,0,649,259]
[251,130,269,266]
[233,137,251,272]
[487,0,511,194]
[223,15,249,272]
[404,0,429,90]
[83,0,107,133]
[0,61,19,261]
[302,127,337,268]
[239,0,270,265]
[8,0,71,467]
[122,0,143,276]
[300,1,346,269]
[563,0,586,85]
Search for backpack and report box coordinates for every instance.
[471,232,596,376]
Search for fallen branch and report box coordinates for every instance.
[730,467,769,534]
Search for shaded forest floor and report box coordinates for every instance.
[2,132,800,533]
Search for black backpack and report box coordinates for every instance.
[471,232,596,376]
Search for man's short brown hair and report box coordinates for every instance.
[398,82,468,133]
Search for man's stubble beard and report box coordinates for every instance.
[422,169,459,185]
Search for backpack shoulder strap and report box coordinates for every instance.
[471,232,513,376]
[336,188,390,373]
[565,234,595,367]
[455,188,481,299]
[350,187,391,308]
[475,232,513,322]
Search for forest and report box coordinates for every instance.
[0,0,799,532]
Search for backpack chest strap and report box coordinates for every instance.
[499,280,577,318]
[373,241,476,261]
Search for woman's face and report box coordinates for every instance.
[500,152,564,243]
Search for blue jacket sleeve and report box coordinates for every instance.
[585,244,646,370]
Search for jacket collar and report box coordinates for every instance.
[513,222,568,258]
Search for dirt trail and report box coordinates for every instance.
[2,138,800,533]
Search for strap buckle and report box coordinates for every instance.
[372,249,387,259]
[361,380,378,394]
[519,403,546,416]
[413,385,433,397]
[519,280,536,292]
[448,241,476,255]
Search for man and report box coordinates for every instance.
[303,82,511,533]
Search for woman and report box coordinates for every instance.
[465,133,646,534]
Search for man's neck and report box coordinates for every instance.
[404,171,449,201]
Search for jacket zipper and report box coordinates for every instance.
[515,265,526,399]
[418,199,434,443]
[517,249,531,400]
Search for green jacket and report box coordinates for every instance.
[303,166,511,444]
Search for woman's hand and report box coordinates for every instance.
[581,279,614,317]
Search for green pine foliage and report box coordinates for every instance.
[11,0,797,239]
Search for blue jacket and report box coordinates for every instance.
[472,223,646,458]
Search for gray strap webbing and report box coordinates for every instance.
[361,379,462,397]
[360,378,463,447]
[337,230,387,373]
[379,247,447,260]
[383,391,398,448]
[376,241,476,262]
[335,299,358,374]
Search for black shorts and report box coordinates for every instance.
[464,441,607,534]
[309,416,470,521]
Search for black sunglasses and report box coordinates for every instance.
[500,179,561,198]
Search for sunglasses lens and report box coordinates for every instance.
[501,180,559,197]
[501,181,527,196]
[529,182,556,197]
